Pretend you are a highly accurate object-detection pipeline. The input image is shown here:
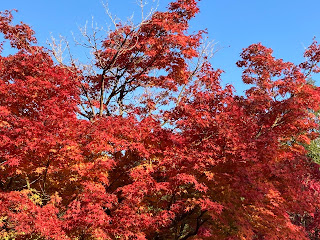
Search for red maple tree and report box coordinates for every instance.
[1,1,320,239]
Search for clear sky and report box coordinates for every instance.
[2,0,320,94]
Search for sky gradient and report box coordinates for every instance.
[2,0,320,93]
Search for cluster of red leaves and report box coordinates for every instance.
[1,0,320,239]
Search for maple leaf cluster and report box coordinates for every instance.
[1,1,320,239]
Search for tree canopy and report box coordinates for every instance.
[1,1,320,239]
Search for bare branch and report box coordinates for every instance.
[102,0,120,30]
[80,83,96,118]
[48,35,67,65]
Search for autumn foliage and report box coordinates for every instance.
[1,1,320,239]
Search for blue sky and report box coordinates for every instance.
[2,0,320,94]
